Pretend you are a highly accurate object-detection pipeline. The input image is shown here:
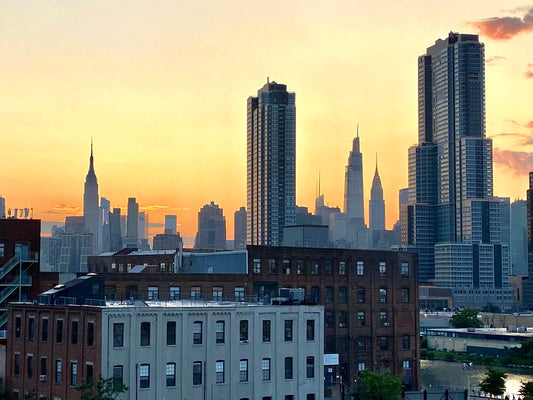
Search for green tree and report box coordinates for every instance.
[519,380,533,400]
[520,337,533,358]
[478,367,507,397]
[354,370,403,400]
[450,308,482,328]
[75,376,127,400]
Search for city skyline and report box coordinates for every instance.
[1,1,531,239]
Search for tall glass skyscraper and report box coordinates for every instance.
[403,33,509,303]
[247,80,296,246]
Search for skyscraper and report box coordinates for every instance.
[234,207,247,250]
[0,196,5,219]
[344,128,365,225]
[83,141,99,254]
[125,197,138,248]
[403,33,510,306]
[247,80,296,246]
[165,215,178,235]
[195,201,226,250]
[510,200,528,276]
[525,173,533,308]
[369,160,385,232]
[109,207,123,252]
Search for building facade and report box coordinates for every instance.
[247,80,296,246]
[195,201,226,250]
[125,198,138,248]
[7,298,324,400]
[344,130,365,226]
[234,207,247,250]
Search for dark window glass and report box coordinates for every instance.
[56,319,63,343]
[14,354,20,376]
[325,287,333,303]
[193,361,202,385]
[167,321,176,346]
[15,316,21,338]
[28,317,35,340]
[240,320,249,343]
[306,356,315,378]
[357,312,365,327]
[339,287,347,303]
[40,357,47,376]
[357,288,365,303]
[27,355,33,378]
[71,320,78,345]
[339,311,348,328]
[113,323,124,347]
[380,336,389,351]
[325,312,334,328]
[55,360,62,383]
[193,321,202,344]
[70,362,77,386]
[87,322,94,346]
[285,357,293,379]
[325,260,333,275]
[113,365,123,389]
[41,318,49,342]
[403,335,410,350]
[284,320,293,341]
[216,321,225,344]
[357,337,367,352]
[306,320,315,341]
[402,288,410,302]
[140,322,150,346]
[86,363,93,381]
[262,320,271,342]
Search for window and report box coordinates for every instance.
[325,336,336,353]
[126,285,137,299]
[41,318,49,342]
[401,262,409,277]
[306,356,315,378]
[262,397,272,400]
[285,396,295,400]
[284,320,293,341]
[325,260,333,275]
[380,311,388,326]
[193,321,202,344]
[357,337,366,352]
[40,357,47,377]
[28,317,35,340]
[325,287,333,303]
[402,335,410,350]
[285,357,293,379]
[379,261,386,276]
[139,364,150,389]
[356,261,364,275]
[140,322,150,346]
[169,286,180,300]
[239,359,248,382]
[71,320,78,345]
[166,363,176,387]
[380,336,389,351]
[55,360,61,384]
[213,287,223,301]
[215,320,225,344]
[379,288,387,303]
[297,260,305,275]
[253,258,261,273]
[339,261,346,275]
[86,363,93,381]
[310,287,320,303]
[113,323,124,347]
[357,288,365,303]
[339,287,347,303]
[401,288,410,302]
[240,320,249,343]
[167,321,176,345]
[70,362,77,386]
[380,361,389,372]
[339,311,348,328]
[307,395,316,400]
[27,355,33,378]
[112,365,123,389]
[358,362,366,372]
[215,360,224,384]
[235,286,245,302]
[262,358,271,380]
[14,353,20,376]
[56,319,63,343]
[159,262,166,272]
[357,311,365,327]
[190,287,201,300]
[147,286,158,300]
[262,320,271,342]
[325,312,334,328]
[0,242,4,257]
[87,322,94,346]
[338,336,348,353]
[15,316,21,338]
[306,320,315,341]
[403,360,410,369]
[311,261,319,275]
[193,361,202,385]
[268,259,276,274]
[283,259,291,274]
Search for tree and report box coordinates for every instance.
[75,376,127,400]
[450,308,482,328]
[519,380,533,400]
[478,367,507,397]
[520,337,533,359]
[354,370,403,400]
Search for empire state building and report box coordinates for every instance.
[83,141,99,253]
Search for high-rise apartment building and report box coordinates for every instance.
[511,200,528,276]
[525,173,533,308]
[402,32,510,306]
[195,201,226,250]
[109,208,123,252]
[234,207,247,250]
[125,197,139,248]
[83,142,98,254]
[247,80,296,246]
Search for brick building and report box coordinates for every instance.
[82,245,420,390]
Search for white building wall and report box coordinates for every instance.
[101,301,324,400]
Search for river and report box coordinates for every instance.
[421,359,533,396]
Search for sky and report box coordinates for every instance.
[1,0,532,240]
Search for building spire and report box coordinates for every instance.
[357,123,359,138]
[88,138,95,176]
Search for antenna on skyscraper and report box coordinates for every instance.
[318,171,321,197]
[357,124,359,138]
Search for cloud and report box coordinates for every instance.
[493,148,532,176]
[486,56,506,65]
[140,205,171,211]
[467,6,533,40]
[526,121,533,129]
[44,204,80,214]
[489,132,532,146]
[525,63,533,79]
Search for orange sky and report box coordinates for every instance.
[1,1,532,240]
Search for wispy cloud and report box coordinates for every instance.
[525,63,533,79]
[486,55,507,65]
[493,148,533,176]
[526,121,533,129]
[467,6,533,40]
[489,132,532,146]
[44,204,80,214]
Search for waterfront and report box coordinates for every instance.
[421,359,533,396]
